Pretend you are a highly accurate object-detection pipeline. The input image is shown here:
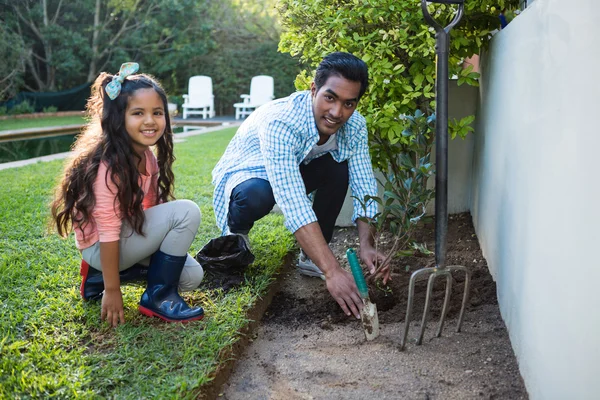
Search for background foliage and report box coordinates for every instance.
[0,0,300,114]
[279,0,518,169]
[183,0,301,115]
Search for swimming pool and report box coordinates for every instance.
[0,126,218,163]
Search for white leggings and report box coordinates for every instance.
[81,199,204,292]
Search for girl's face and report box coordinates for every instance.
[124,88,166,156]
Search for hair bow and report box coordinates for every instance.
[105,62,140,100]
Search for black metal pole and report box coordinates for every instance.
[421,0,464,269]
[435,30,449,269]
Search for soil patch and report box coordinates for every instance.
[220,213,528,399]
[265,213,496,327]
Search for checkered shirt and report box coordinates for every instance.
[212,90,378,234]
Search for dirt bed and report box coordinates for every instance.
[221,213,528,399]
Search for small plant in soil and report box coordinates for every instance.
[357,110,435,281]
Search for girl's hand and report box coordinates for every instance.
[98,241,123,327]
[101,288,125,327]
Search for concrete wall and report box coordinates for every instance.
[471,1,600,398]
[336,81,478,226]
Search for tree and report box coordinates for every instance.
[0,0,299,111]
[0,0,88,92]
[0,25,26,101]
[185,0,301,115]
[0,0,216,95]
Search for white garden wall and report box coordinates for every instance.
[471,0,600,398]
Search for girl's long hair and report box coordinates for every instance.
[51,72,175,239]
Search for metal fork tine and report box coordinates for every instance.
[400,267,436,350]
[400,265,470,350]
[436,273,453,337]
[448,265,471,332]
[417,272,438,345]
[401,271,418,350]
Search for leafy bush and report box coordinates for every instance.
[9,100,34,115]
[279,0,518,265]
[42,106,58,113]
[168,95,184,109]
[358,110,435,274]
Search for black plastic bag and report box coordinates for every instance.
[195,235,255,291]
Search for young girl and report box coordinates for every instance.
[52,62,204,326]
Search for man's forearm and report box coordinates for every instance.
[294,222,341,277]
[357,219,376,249]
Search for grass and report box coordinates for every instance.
[0,127,295,398]
[0,115,87,131]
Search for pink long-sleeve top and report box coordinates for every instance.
[74,148,160,250]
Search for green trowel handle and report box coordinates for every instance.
[346,248,369,299]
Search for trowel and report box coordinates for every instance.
[346,249,380,341]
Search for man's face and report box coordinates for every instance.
[311,75,361,143]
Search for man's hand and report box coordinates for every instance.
[294,222,364,319]
[360,245,392,284]
[357,219,392,284]
[325,267,364,319]
[101,288,125,328]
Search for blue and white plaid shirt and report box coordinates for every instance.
[212,90,378,234]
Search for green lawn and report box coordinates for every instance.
[0,128,295,398]
[0,115,87,131]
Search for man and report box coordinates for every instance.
[212,52,390,319]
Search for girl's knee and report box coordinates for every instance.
[179,259,204,292]
[173,199,201,230]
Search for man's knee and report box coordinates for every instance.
[330,160,349,187]
[302,154,349,191]
[230,179,275,215]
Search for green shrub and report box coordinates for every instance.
[42,106,58,113]
[279,0,518,262]
[358,110,435,272]
[9,100,35,115]
[168,95,184,108]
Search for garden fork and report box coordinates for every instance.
[400,0,471,351]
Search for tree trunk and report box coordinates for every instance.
[41,0,56,90]
[87,0,102,82]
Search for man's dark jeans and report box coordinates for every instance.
[227,153,349,243]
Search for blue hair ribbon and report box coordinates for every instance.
[105,62,139,100]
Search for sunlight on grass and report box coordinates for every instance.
[0,128,295,398]
[0,115,87,131]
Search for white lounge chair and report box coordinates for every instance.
[182,76,215,119]
[234,75,275,119]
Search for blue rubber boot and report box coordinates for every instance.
[80,260,148,301]
[138,250,204,322]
